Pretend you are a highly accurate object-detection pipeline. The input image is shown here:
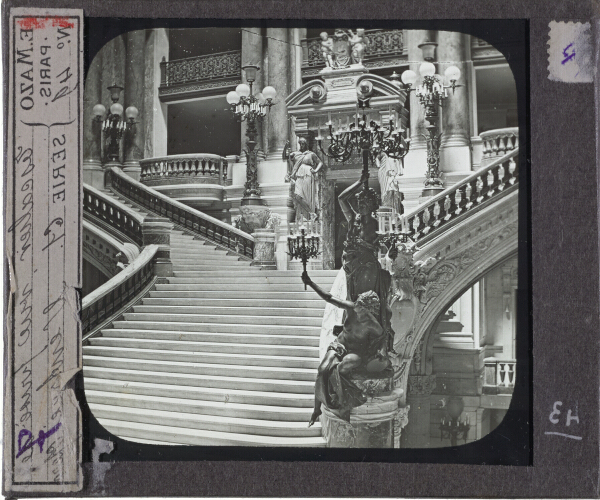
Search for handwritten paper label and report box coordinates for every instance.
[547,21,593,83]
[5,8,83,493]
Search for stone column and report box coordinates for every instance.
[101,34,127,168]
[266,28,290,159]
[400,374,436,448]
[83,49,104,188]
[142,216,173,278]
[123,30,146,181]
[438,31,472,173]
[289,28,306,94]
[403,30,430,178]
[320,179,336,270]
[143,29,168,159]
[241,28,264,156]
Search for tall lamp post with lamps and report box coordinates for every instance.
[226,65,277,206]
[92,84,139,166]
[401,62,462,196]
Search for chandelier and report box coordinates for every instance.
[316,78,410,190]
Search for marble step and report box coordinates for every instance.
[88,403,321,437]
[132,305,324,318]
[100,328,320,347]
[83,345,320,369]
[121,312,323,328]
[171,262,251,270]
[85,390,314,422]
[143,297,325,309]
[83,355,318,381]
[94,418,326,447]
[168,275,336,285]
[84,377,315,407]
[88,337,320,358]
[83,366,315,394]
[159,282,333,293]
[150,288,332,300]
[165,270,339,277]
[111,320,320,335]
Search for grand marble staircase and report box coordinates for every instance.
[83,191,337,446]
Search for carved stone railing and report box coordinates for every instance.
[301,29,405,76]
[82,244,158,340]
[108,167,254,259]
[480,127,519,167]
[483,357,516,394]
[139,154,227,187]
[405,148,519,244]
[83,184,145,247]
[159,50,241,100]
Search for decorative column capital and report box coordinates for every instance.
[408,374,437,396]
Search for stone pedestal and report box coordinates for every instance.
[251,228,277,269]
[320,372,405,448]
[142,216,174,277]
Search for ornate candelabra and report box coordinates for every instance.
[439,396,471,446]
[401,62,462,190]
[316,80,410,191]
[226,65,277,206]
[287,217,320,289]
[93,85,139,164]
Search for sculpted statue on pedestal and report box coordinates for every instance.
[302,272,391,425]
[320,32,336,69]
[285,137,323,221]
[347,29,366,65]
[338,173,394,351]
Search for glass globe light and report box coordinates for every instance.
[262,86,277,100]
[93,103,106,118]
[444,65,461,82]
[235,83,250,97]
[125,106,139,120]
[256,93,266,105]
[110,102,123,116]
[226,91,241,104]
[419,62,436,77]
[401,70,418,86]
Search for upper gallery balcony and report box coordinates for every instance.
[159,50,242,102]
[301,29,406,79]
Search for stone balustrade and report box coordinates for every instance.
[483,357,516,394]
[108,166,255,259]
[140,154,227,187]
[82,244,158,339]
[404,147,519,244]
[480,127,519,166]
[83,183,145,247]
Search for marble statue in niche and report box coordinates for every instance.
[285,137,324,221]
[375,148,404,215]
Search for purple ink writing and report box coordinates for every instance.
[16,422,61,458]
[562,43,576,64]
